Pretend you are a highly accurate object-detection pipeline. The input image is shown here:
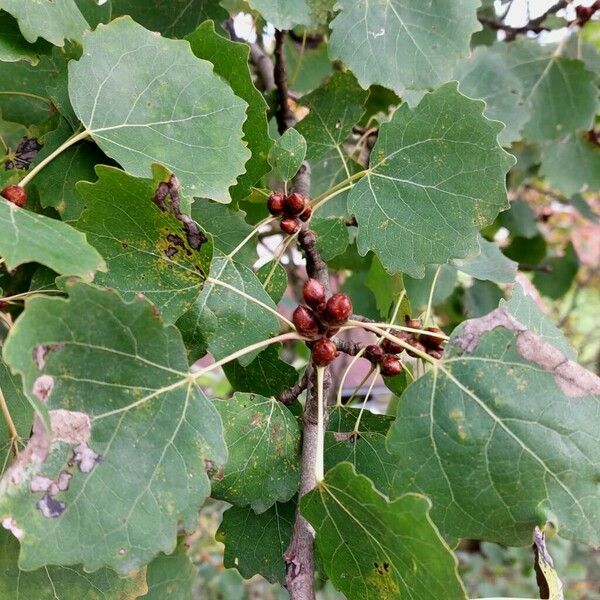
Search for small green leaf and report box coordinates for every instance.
[0,10,50,64]
[0,0,88,46]
[328,406,394,434]
[533,243,579,300]
[247,0,311,30]
[217,500,295,584]
[302,463,467,600]
[68,17,250,201]
[1,282,226,573]
[256,260,288,303]
[141,541,195,600]
[269,128,307,182]
[328,0,480,93]
[0,201,105,278]
[365,255,404,319]
[387,307,600,546]
[76,165,213,324]
[540,133,600,195]
[348,83,515,276]
[186,21,272,202]
[498,199,539,238]
[222,346,298,397]
[211,393,300,513]
[312,217,349,262]
[453,235,517,284]
[0,528,148,599]
[110,0,228,37]
[404,265,457,312]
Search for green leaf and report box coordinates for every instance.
[365,255,404,319]
[0,358,31,475]
[185,252,280,366]
[453,236,517,284]
[328,406,394,434]
[312,217,349,262]
[0,282,226,573]
[540,133,600,196]
[269,128,307,182]
[498,199,538,238]
[141,541,195,599]
[506,40,598,141]
[192,200,255,267]
[328,0,480,93]
[285,36,332,95]
[454,44,529,146]
[68,17,250,202]
[110,0,228,38]
[302,463,467,600]
[222,346,298,397]
[348,83,515,277]
[501,283,575,360]
[296,71,367,162]
[247,0,311,30]
[0,10,50,64]
[0,528,148,599]
[404,265,457,311]
[76,165,212,324]
[217,500,295,584]
[0,0,88,46]
[34,135,106,221]
[464,279,503,318]
[0,201,105,278]
[186,21,272,202]
[256,260,288,303]
[387,307,600,546]
[211,393,300,512]
[533,243,579,300]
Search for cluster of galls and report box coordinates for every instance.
[364,317,445,377]
[292,279,353,367]
[268,191,312,235]
[1,185,27,208]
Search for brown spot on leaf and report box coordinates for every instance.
[453,307,600,398]
[32,375,54,402]
[32,343,64,370]
[36,493,65,518]
[72,442,102,473]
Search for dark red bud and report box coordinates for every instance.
[404,316,422,330]
[419,326,445,351]
[293,305,319,338]
[284,192,307,216]
[406,340,427,358]
[323,293,353,325]
[299,205,313,222]
[364,344,384,364]
[381,330,408,354]
[312,338,338,366]
[1,185,27,208]
[303,279,326,309]
[280,217,301,235]
[380,354,402,377]
[268,192,285,216]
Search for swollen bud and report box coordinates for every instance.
[312,338,338,366]
[284,192,307,216]
[419,326,444,351]
[299,205,313,222]
[303,279,326,309]
[280,217,301,235]
[268,192,284,216]
[293,305,319,338]
[406,340,427,358]
[1,185,27,208]
[405,316,422,330]
[323,293,353,325]
[364,344,384,364]
[380,354,402,377]
[381,330,408,354]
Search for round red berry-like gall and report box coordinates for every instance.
[323,293,353,325]
[1,185,27,208]
[364,344,384,364]
[284,192,307,216]
[380,354,402,377]
[268,192,285,216]
[381,330,408,354]
[406,340,427,358]
[293,305,319,338]
[299,205,313,222]
[404,316,422,330]
[303,279,326,309]
[312,338,338,366]
[280,217,301,235]
[419,326,444,350]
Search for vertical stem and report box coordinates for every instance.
[424,265,441,326]
[0,384,19,447]
[274,30,296,134]
[314,366,325,482]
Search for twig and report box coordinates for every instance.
[277,372,308,405]
[335,340,363,356]
[274,30,296,134]
[0,384,19,455]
